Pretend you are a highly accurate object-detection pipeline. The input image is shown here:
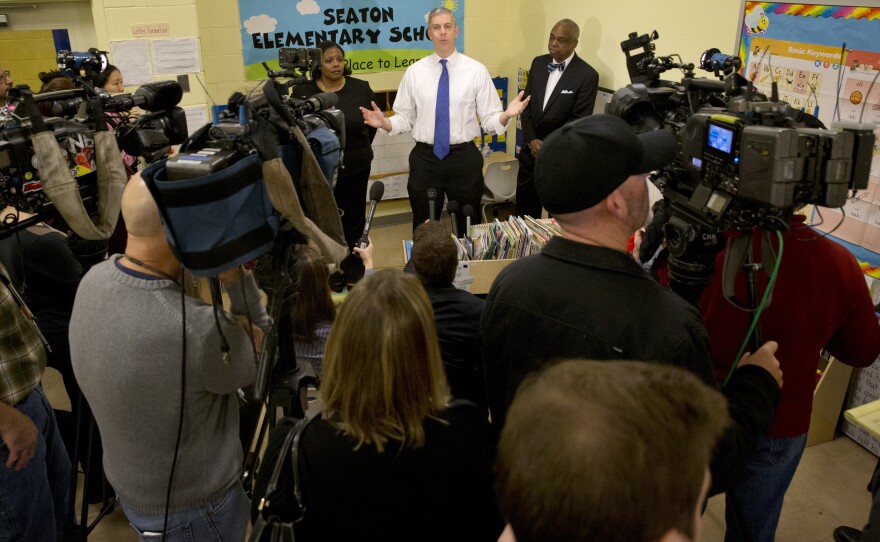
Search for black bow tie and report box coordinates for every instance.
[548,61,565,73]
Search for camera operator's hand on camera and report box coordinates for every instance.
[639,200,670,264]
[738,340,782,388]
[251,115,280,162]
[352,238,374,271]
[360,101,392,132]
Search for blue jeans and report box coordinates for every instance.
[0,386,71,542]
[724,433,808,542]
[119,481,250,542]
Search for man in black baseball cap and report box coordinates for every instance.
[534,114,676,217]
[482,114,782,496]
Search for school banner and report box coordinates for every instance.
[239,0,466,80]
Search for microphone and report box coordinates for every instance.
[426,188,437,221]
[299,92,338,113]
[462,204,474,238]
[358,181,385,249]
[446,200,460,238]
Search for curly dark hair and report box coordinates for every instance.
[37,70,74,93]
[411,221,458,287]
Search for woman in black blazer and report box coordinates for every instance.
[293,41,378,286]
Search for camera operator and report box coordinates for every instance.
[496,360,730,542]
[0,261,71,542]
[698,214,880,542]
[482,114,782,494]
[0,206,82,460]
[69,173,268,540]
[95,64,124,94]
[293,41,378,286]
[96,64,139,255]
[36,71,76,117]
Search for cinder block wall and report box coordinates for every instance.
[91,0,208,112]
[0,30,59,92]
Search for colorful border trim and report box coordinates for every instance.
[745,2,880,20]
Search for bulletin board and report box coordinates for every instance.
[735,2,880,271]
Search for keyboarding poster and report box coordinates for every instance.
[238,0,465,80]
[737,3,880,268]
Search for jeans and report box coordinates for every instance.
[119,481,250,542]
[724,433,808,542]
[0,386,71,542]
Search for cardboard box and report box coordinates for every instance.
[459,259,515,295]
[402,240,515,295]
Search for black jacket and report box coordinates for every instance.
[426,284,487,408]
[520,53,599,143]
[481,236,780,494]
[293,77,377,175]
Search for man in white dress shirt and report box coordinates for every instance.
[361,7,529,233]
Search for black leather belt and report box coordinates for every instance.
[416,141,472,151]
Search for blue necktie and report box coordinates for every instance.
[434,59,450,160]
[548,61,565,73]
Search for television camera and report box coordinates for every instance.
[0,48,188,245]
[608,30,874,296]
[56,48,109,81]
[143,48,346,495]
[54,47,190,161]
[0,79,187,219]
[141,44,347,406]
[165,47,343,182]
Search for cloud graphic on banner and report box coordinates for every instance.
[244,14,278,34]
[296,0,320,15]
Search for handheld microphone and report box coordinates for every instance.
[358,181,385,249]
[446,200,460,238]
[426,188,438,221]
[462,204,474,238]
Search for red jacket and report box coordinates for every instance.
[700,218,880,437]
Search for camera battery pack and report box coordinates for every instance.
[165,148,239,181]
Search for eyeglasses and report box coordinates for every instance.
[0,71,10,80]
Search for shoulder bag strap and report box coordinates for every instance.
[291,413,317,518]
[256,419,300,518]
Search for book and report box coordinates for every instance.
[844,399,880,440]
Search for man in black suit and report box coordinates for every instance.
[517,19,599,218]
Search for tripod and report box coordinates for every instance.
[241,231,318,496]
[63,394,117,542]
